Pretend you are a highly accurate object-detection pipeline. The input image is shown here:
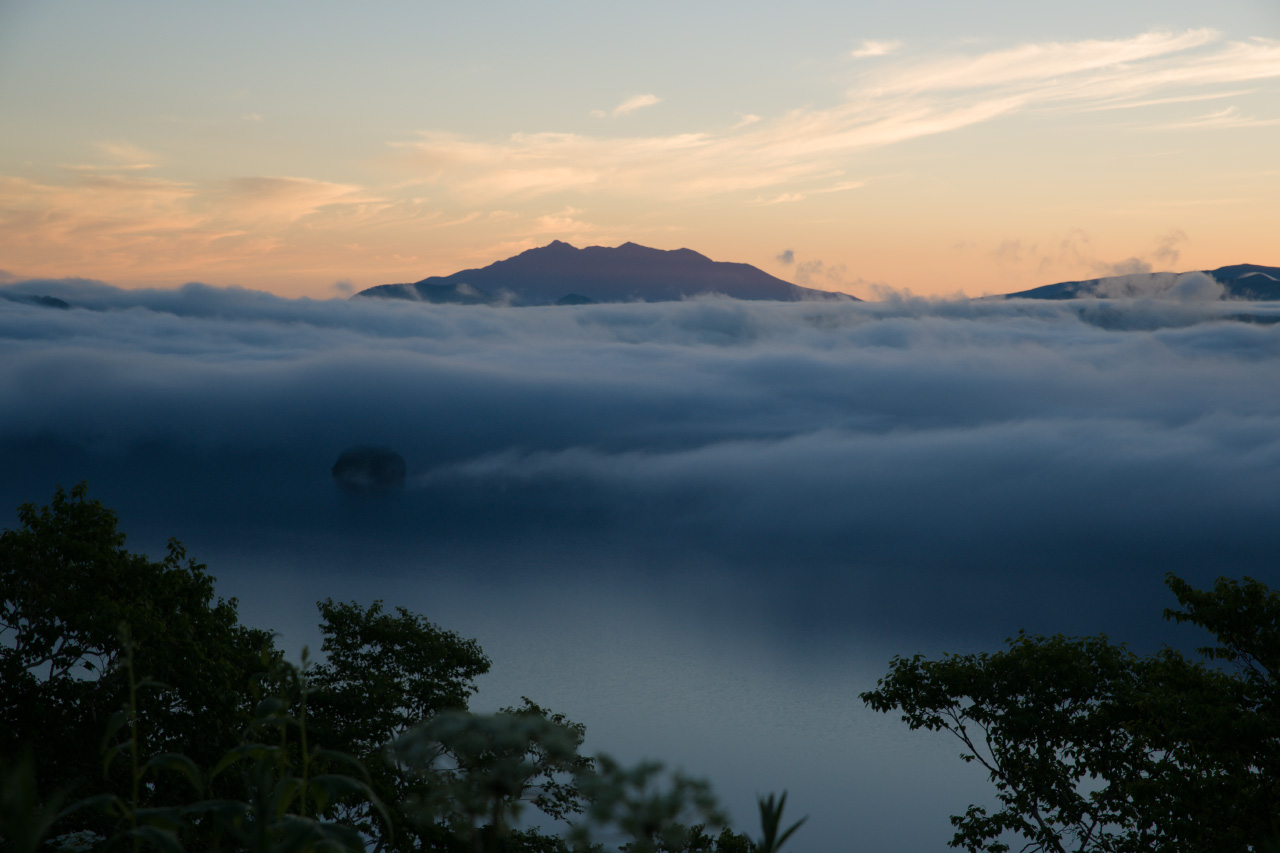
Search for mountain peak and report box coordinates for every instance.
[355,241,857,305]
[1002,262,1280,301]
[522,240,579,256]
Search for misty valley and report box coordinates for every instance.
[4,278,1280,852]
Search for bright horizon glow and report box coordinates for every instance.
[0,1,1277,298]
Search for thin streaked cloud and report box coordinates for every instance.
[61,162,158,173]
[869,29,1219,94]
[394,30,1280,203]
[752,180,866,205]
[851,39,902,59]
[0,170,394,279]
[591,93,662,118]
[61,141,160,172]
[1155,106,1280,130]
[613,93,661,116]
[96,141,157,165]
[814,180,867,194]
[1088,89,1255,111]
[209,177,380,225]
[2,29,1277,293]
[752,192,805,205]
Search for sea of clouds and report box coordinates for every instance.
[3,278,1279,850]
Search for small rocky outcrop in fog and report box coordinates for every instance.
[332,446,406,492]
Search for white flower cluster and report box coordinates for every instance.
[47,831,106,852]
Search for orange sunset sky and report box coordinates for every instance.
[1,0,1277,299]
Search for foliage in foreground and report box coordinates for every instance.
[0,486,801,853]
[862,573,1280,853]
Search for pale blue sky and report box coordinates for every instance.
[1,0,1277,295]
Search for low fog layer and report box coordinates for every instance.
[4,279,1279,851]
[3,278,1279,640]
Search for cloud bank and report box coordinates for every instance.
[2,279,1278,646]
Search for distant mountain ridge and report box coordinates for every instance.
[0,291,71,310]
[353,241,856,305]
[1004,264,1280,301]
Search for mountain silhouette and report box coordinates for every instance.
[1004,264,1280,301]
[353,241,856,305]
[1,292,71,310]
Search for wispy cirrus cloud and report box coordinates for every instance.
[97,140,158,165]
[1087,88,1254,112]
[0,168,391,280]
[851,39,901,59]
[0,155,604,289]
[395,92,1021,201]
[61,140,160,172]
[869,29,1218,94]
[591,93,662,118]
[395,30,1280,203]
[1155,105,1280,130]
[6,30,1278,292]
[207,176,380,225]
[612,93,661,116]
[751,180,865,205]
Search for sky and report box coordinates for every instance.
[1,0,1278,298]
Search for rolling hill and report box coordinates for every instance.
[1004,264,1280,301]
